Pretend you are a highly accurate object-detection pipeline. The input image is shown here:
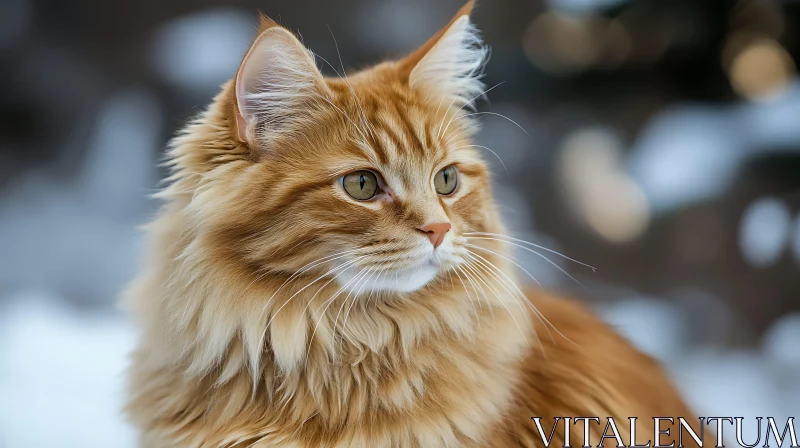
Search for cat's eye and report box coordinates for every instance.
[342,170,379,200]
[434,165,458,196]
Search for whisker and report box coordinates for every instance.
[436,94,461,140]
[344,264,381,324]
[267,255,365,342]
[462,252,548,353]
[455,264,481,310]
[309,50,343,78]
[464,236,588,287]
[451,144,509,175]
[306,265,367,364]
[251,249,363,321]
[457,267,483,322]
[436,78,501,141]
[463,251,546,338]
[327,27,379,142]
[460,111,530,137]
[250,248,363,294]
[331,267,371,357]
[465,250,576,347]
[461,257,530,348]
[249,250,365,361]
[457,263,494,319]
[315,94,372,146]
[464,243,542,288]
[438,81,506,139]
[296,256,366,332]
[461,258,500,305]
[432,94,447,138]
[448,269,479,324]
[465,250,535,306]
[464,232,596,271]
[252,255,365,377]
[365,266,388,308]
[338,266,379,349]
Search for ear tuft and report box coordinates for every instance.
[233,21,327,146]
[255,11,278,33]
[405,7,488,111]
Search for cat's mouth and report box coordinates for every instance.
[334,262,440,294]
[327,233,468,294]
[333,249,457,295]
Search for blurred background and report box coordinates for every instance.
[0,0,798,446]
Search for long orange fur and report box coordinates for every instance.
[124,3,698,446]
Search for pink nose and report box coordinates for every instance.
[418,222,451,249]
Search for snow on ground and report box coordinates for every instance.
[0,290,137,448]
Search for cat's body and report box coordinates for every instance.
[124,3,696,447]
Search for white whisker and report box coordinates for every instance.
[451,144,509,174]
[337,266,378,350]
[461,257,529,348]
[464,232,596,270]
[267,255,364,340]
[465,243,542,287]
[305,265,368,364]
[438,81,505,139]
[449,268,480,324]
[342,265,381,331]
[465,250,576,347]
[465,236,588,287]
[460,111,530,137]
[250,248,362,298]
[365,266,387,308]
[327,27,379,142]
[457,263,494,318]
[463,251,548,346]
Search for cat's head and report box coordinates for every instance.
[177,1,503,297]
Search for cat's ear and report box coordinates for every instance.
[232,16,328,144]
[399,1,488,110]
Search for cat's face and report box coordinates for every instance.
[271,81,493,294]
[209,4,498,295]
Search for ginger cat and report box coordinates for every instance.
[124,2,698,446]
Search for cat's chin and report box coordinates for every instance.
[335,262,441,294]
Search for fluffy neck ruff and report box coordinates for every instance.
[125,89,532,448]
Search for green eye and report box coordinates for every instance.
[342,170,379,200]
[434,165,458,195]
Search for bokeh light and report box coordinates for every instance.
[151,9,253,93]
[738,197,792,268]
[762,312,800,367]
[726,37,796,101]
[558,128,650,243]
[523,12,603,75]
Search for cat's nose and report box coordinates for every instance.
[417,222,451,249]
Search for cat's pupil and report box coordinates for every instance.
[342,171,378,200]
[434,165,458,195]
